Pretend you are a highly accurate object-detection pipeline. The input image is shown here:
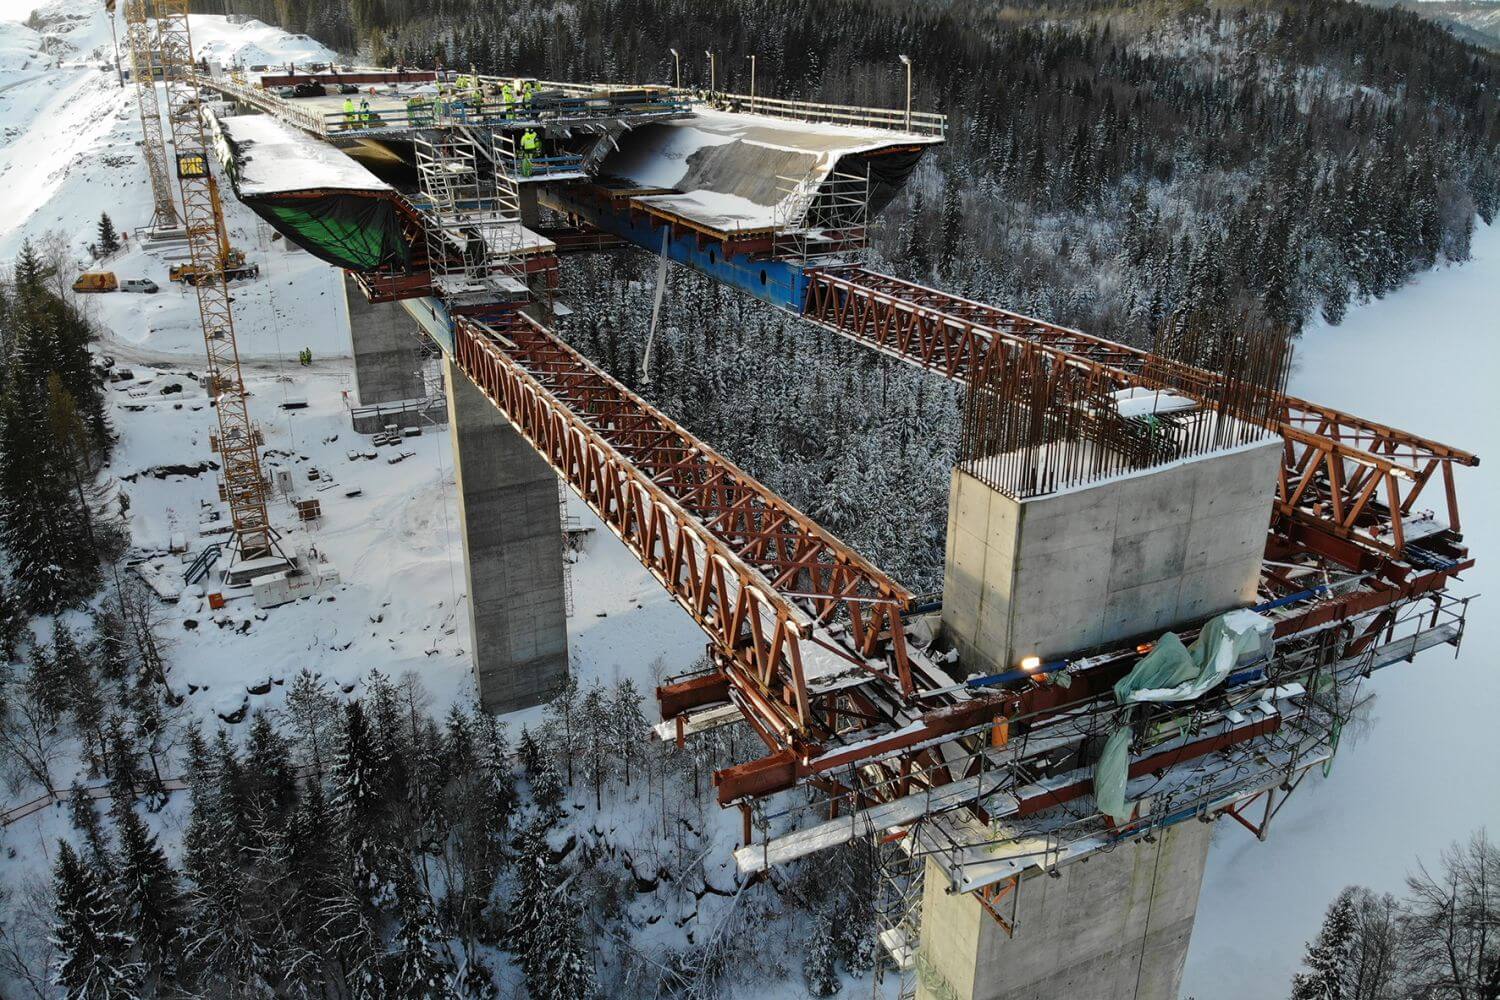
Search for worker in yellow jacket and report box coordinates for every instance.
[342,96,356,129]
[520,128,540,176]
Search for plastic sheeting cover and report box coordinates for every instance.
[1094,725,1135,824]
[254,194,409,270]
[1114,609,1274,705]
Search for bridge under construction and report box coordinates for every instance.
[125,25,1478,1000]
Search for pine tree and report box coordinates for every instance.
[539,897,597,1000]
[332,700,394,908]
[67,783,109,868]
[508,820,559,988]
[1291,887,1358,1000]
[50,840,139,998]
[112,797,183,989]
[803,909,840,997]
[529,751,565,819]
[388,878,455,999]
[578,680,612,810]
[610,678,648,789]
[96,213,120,256]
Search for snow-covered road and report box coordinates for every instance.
[1184,219,1500,998]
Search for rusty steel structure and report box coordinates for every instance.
[801,265,1477,561]
[183,51,1479,946]
[450,310,948,747]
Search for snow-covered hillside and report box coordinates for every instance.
[1184,219,1500,998]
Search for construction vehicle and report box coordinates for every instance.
[72,271,118,292]
[169,248,259,285]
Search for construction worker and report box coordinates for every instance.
[522,79,536,108]
[359,97,371,128]
[500,80,515,119]
[342,95,356,129]
[520,127,540,177]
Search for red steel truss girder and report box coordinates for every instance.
[802,267,1477,557]
[449,310,918,742]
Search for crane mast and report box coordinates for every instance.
[149,0,274,563]
[120,0,178,231]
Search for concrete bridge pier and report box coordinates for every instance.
[343,272,426,405]
[442,354,569,713]
[920,438,1281,999]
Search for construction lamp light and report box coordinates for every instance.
[1019,655,1042,672]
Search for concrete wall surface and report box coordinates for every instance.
[941,439,1281,674]
[344,273,426,405]
[444,358,569,713]
[916,819,1214,1000]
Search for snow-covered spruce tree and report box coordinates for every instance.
[516,723,543,780]
[50,840,139,998]
[112,796,184,990]
[332,699,395,908]
[578,679,612,810]
[528,749,565,820]
[542,673,580,785]
[508,819,561,990]
[242,710,297,841]
[180,730,275,995]
[1291,886,1358,1000]
[388,876,456,999]
[610,677,647,790]
[96,213,119,256]
[803,908,840,997]
[66,782,109,869]
[538,896,597,1000]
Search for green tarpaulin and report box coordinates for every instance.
[1094,726,1135,824]
[253,193,410,271]
[1113,609,1274,705]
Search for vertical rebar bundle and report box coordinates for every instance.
[960,315,1291,499]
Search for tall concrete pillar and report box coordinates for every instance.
[922,438,1281,999]
[443,356,569,713]
[343,273,425,405]
[916,821,1214,1000]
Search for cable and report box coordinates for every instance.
[1131,826,1166,1000]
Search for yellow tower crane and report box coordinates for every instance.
[143,0,275,565]
[120,0,178,231]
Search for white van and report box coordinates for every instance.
[121,278,159,294]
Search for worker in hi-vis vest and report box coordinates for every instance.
[520,128,540,176]
[342,96,356,128]
[500,81,514,118]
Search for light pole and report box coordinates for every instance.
[748,53,756,107]
[898,54,912,132]
[106,1,124,88]
[706,50,715,95]
[669,48,680,90]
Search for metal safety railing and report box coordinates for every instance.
[708,90,946,138]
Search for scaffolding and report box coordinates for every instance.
[413,131,524,299]
[773,167,870,265]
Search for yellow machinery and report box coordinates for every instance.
[126,0,274,563]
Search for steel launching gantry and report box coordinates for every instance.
[175,52,1477,959]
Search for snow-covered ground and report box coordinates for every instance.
[1184,218,1500,997]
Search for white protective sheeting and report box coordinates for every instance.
[217,113,393,196]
